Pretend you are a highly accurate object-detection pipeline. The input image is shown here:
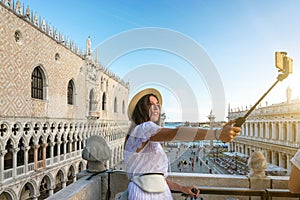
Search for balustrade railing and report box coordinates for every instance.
[28,163,34,171]
[4,169,12,179]
[16,165,24,175]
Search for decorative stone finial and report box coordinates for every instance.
[247,151,267,178]
[82,135,111,172]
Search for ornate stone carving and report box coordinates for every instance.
[82,135,111,172]
[247,151,267,178]
[88,64,97,81]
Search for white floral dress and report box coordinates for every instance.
[124,121,173,200]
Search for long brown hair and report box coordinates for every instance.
[124,94,161,146]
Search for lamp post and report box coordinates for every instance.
[207,110,215,150]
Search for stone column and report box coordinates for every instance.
[265,122,269,139]
[74,140,78,152]
[63,141,67,160]
[42,143,48,168]
[34,145,39,170]
[22,146,30,173]
[296,123,300,144]
[254,122,258,137]
[62,179,67,188]
[278,152,284,168]
[287,154,292,174]
[49,186,55,196]
[11,147,19,178]
[78,140,82,150]
[290,121,294,143]
[271,151,276,165]
[0,150,7,181]
[279,123,283,140]
[271,122,276,140]
[250,122,253,137]
[50,142,54,166]
[57,141,61,162]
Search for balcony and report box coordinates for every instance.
[47,170,300,200]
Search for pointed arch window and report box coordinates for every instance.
[122,100,125,114]
[89,90,95,111]
[114,97,118,113]
[102,93,107,111]
[67,80,74,105]
[31,67,44,99]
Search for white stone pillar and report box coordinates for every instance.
[266,122,270,139]
[34,145,39,170]
[63,142,67,160]
[50,142,54,166]
[278,152,284,168]
[296,123,300,144]
[271,151,276,165]
[12,147,19,177]
[279,122,283,140]
[49,186,55,196]
[57,141,61,162]
[0,150,7,181]
[62,180,67,188]
[23,146,30,173]
[69,140,72,153]
[271,122,275,140]
[42,144,47,168]
[74,140,78,152]
[288,121,292,142]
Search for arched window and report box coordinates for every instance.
[31,67,44,99]
[67,80,74,105]
[114,97,118,113]
[122,100,125,114]
[102,93,106,111]
[89,90,95,111]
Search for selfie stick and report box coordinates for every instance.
[234,52,293,127]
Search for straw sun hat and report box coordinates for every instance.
[127,88,163,119]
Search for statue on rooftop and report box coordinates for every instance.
[86,36,92,56]
[25,6,30,19]
[15,0,21,14]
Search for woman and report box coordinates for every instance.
[124,88,241,199]
[289,149,300,193]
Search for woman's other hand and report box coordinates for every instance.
[181,185,200,198]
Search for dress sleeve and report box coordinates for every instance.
[291,149,300,169]
[125,121,161,152]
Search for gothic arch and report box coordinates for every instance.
[0,188,18,200]
[66,165,76,186]
[102,92,107,111]
[54,169,65,193]
[89,89,96,112]
[19,180,38,200]
[38,174,54,197]
[67,79,76,105]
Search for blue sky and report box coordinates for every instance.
[19,0,300,122]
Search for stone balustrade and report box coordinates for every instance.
[48,170,298,200]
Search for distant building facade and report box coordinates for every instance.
[0,0,129,199]
[228,86,300,175]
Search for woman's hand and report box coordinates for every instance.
[219,120,241,142]
[181,185,200,199]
